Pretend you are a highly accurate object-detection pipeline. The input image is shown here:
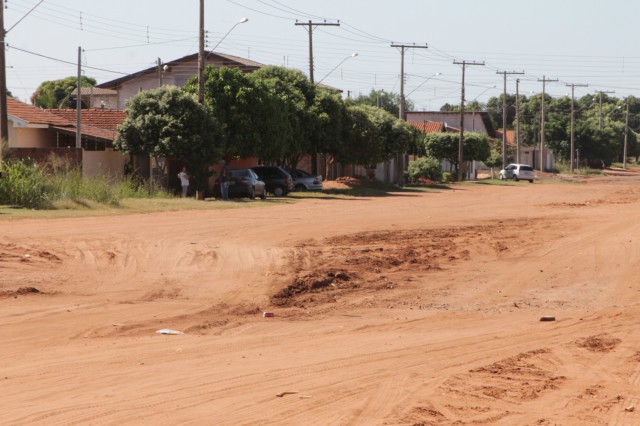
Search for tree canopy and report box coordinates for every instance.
[30,76,97,109]
[350,89,413,118]
[114,85,218,190]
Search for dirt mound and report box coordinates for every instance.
[0,286,41,298]
[576,334,622,352]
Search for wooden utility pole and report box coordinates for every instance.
[197,0,205,104]
[295,20,339,175]
[597,90,615,130]
[496,70,524,166]
[453,60,484,182]
[624,97,629,169]
[516,79,521,164]
[76,46,82,149]
[566,83,588,172]
[295,20,340,85]
[0,3,7,147]
[391,43,428,185]
[537,76,558,171]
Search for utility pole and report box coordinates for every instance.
[391,43,428,185]
[197,0,205,104]
[0,3,7,147]
[295,20,340,85]
[624,97,629,169]
[516,79,521,164]
[76,46,82,149]
[496,70,524,166]
[537,76,558,171]
[597,90,615,130]
[453,60,484,182]
[566,83,588,172]
[390,43,428,121]
[295,19,339,175]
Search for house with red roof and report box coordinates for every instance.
[6,96,127,177]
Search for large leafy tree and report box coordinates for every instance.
[423,131,490,174]
[114,85,218,191]
[350,89,413,117]
[248,66,317,167]
[31,76,97,109]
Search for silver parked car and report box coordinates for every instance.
[287,169,323,191]
[499,164,535,183]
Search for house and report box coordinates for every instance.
[96,52,265,109]
[70,87,118,109]
[495,129,554,170]
[4,96,127,177]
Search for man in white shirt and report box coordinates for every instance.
[178,166,189,198]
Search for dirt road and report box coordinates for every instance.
[2,178,640,425]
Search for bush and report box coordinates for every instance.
[0,158,171,209]
[442,172,457,182]
[407,156,442,182]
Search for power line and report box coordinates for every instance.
[8,45,128,74]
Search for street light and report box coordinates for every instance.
[315,53,358,85]
[205,18,249,60]
[406,72,442,97]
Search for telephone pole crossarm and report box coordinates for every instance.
[295,20,340,84]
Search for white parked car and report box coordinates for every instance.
[499,164,535,183]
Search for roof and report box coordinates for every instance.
[409,121,446,134]
[406,111,498,138]
[7,97,74,127]
[96,51,265,89]
[47,108,126,131]
[71,87,118,96]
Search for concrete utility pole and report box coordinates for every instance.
[391,43,428,185]
[537,76,558,171]
[453,60,484,182]
[496,70,524,166]
[597,90,615,130]
[515,79,521,164]
[295,20,340,84]
[0,3,7,147]
[295,19,339,175]
[566,83,588,172]
[76,46,82,149]
[197,0,205,104]
[390,43,428,121]
[624,97,629,169]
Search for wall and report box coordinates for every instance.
[11,127,57,148]
[82,149,127,179]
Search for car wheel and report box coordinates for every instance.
[499,174,504,180]
[260,190,266,200]
[529,180,534,183]
[249,187,256,200]
[295,184,306,191]
[273,186,285,197]
[513,175,519,182]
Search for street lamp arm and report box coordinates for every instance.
[204,18,249,61]
[315,53,358,86]
[406,72,442,97]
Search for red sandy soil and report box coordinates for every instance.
[2,176,640,425]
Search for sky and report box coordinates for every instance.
[5,0,640,110]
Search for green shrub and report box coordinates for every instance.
[442,172,457,182]
[407,156,443,182]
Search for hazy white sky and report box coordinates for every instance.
[5,0,640,108]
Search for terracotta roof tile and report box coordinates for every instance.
[7,97,74,126]
[47,108,126,131]
[409,121,446,133]
[496,129,516,145]
[71,87,118,96]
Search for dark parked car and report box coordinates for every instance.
[250,166,293,197]
[213,168,266,199]
[287,169,323,191]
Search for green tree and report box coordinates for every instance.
[407,156,442,182]
[114,86,218,192]
[351,89,413,117]
[30,76,97,109]
[423,131,490,174]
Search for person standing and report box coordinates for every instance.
[178,166,189,198]
[219,160,230,200]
